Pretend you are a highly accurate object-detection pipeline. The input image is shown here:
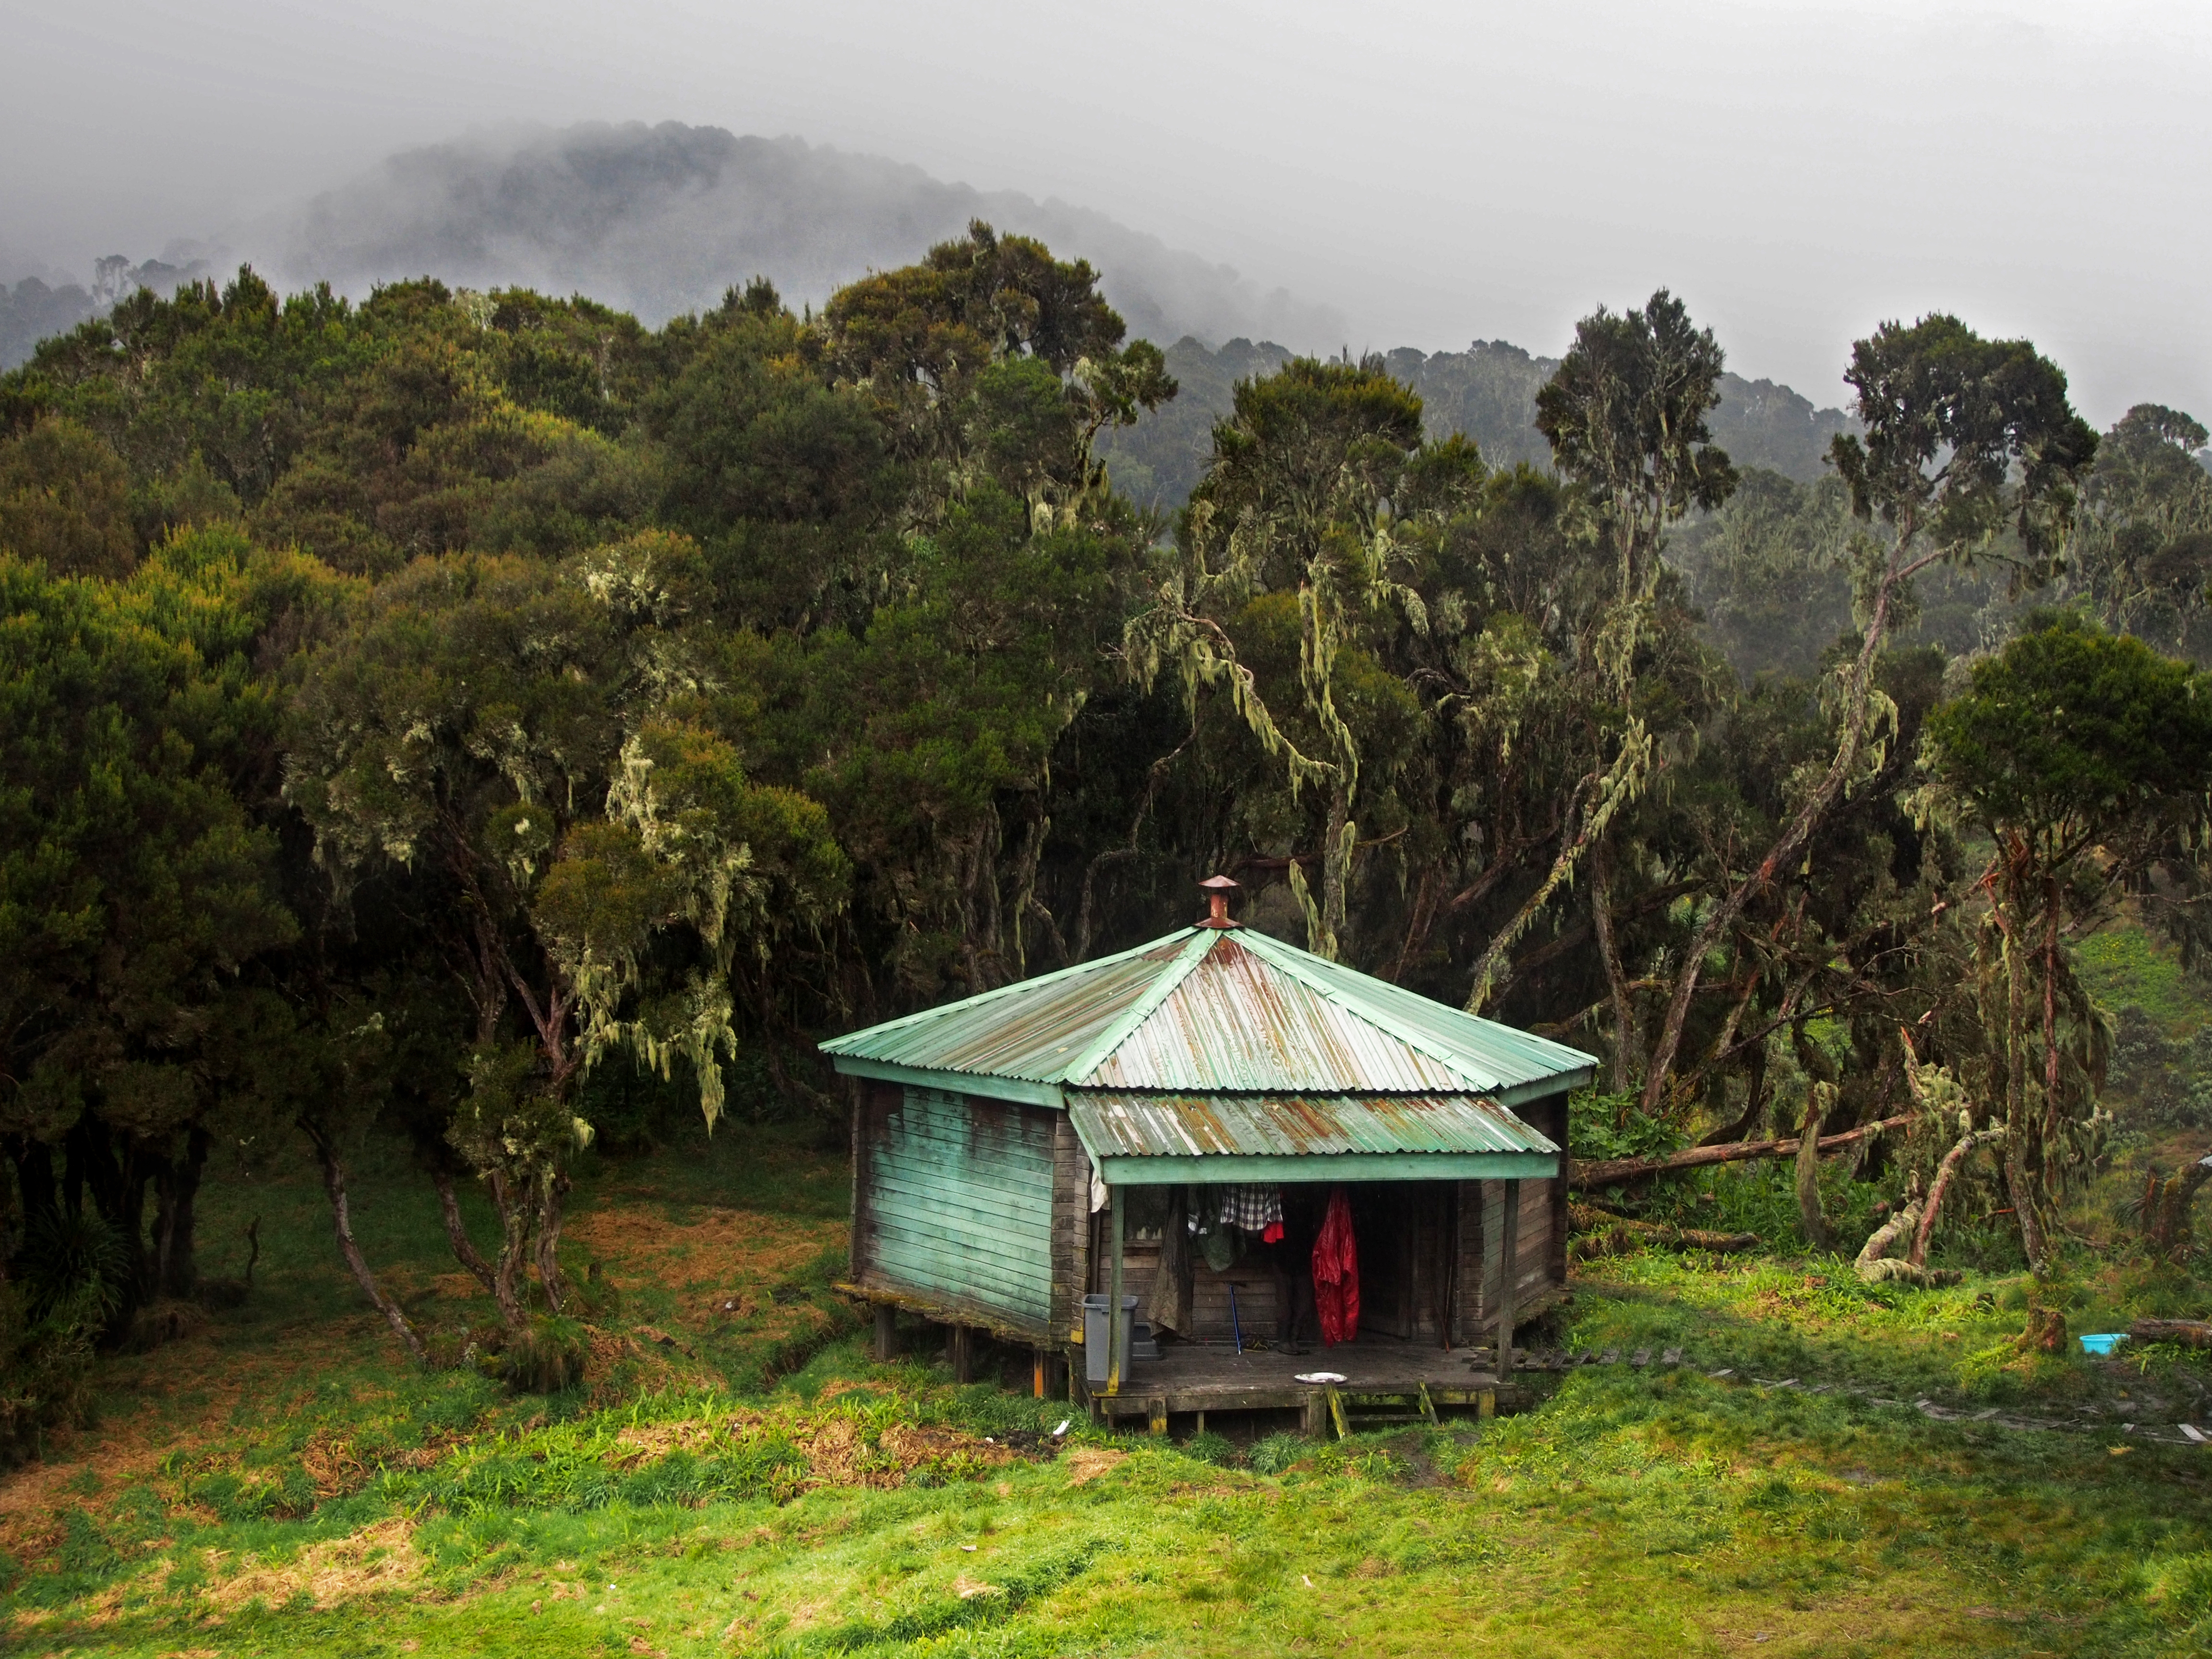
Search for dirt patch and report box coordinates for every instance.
[1064,1447,1128,1486]
[610,1419,732,1467]
[201,1515,421,1611]
[566,1206,840,1325]
[799,1415,1017,1489]
[0,1314,399,1561]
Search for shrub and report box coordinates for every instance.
[1182,1429,1235,1465]
[0,1280,99,1466]
[501,1314,589,1394]
[17,1208,129,1325]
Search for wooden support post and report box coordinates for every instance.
[1149,1398,1167,1436]
[1497,1178,1521,1378]
[1195,1409,1206,1436]
[874,1303,898,1363]
[1106,1183,1126,1396]
[1302,1390,1328,1436]
[1033,1349,1047,1400]
[950,1324,974,1384]
[1479,1388,1495,1420]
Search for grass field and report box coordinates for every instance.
[4,1102,2212,1655]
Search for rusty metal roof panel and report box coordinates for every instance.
[1066,1091,1559,1160]
[821,924,1598,1102]
[1080,935,1467,1092]
[817,935,1189,1082]
[1229,930,1600,1102]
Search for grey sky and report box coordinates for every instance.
[4,0,2207,423]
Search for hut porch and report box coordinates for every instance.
[1077,1329,1545,1436]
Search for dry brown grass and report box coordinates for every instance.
[0,1312,398,1562]
[197,1516,423,1612]
[570,1203,843,1342]
[1062,1447,1128,1486]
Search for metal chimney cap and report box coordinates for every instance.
[1197,874,1241,928]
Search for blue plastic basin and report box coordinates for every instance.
[2080,1333,2128,1356]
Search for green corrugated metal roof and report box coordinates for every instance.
[821,926,1597,1105]
[1067,1091,1559,1160]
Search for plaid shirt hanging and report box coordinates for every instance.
[1219,1184,1284,1232]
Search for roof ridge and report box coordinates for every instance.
[818,927,1197,1054]
[1057,928,1220,1083]
[1287,940,1599,1068]
[1231,929,1505,1089]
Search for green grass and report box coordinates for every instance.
[12,1326,2212,1656]
[2077,922,2206,1039]
[9,1119,2212,1655]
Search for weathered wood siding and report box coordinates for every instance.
[1449,1093,1571,1342]
[1049,1112,1094,1341]
[854,1085,1056,1338]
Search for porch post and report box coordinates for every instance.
[1106,1183,1126,1396]
[1497,1178,1521,1379]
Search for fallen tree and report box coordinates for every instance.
[1571,1113,1911,1190]
[2129,1318,2212,1350]
[1567,1201,1759,1259]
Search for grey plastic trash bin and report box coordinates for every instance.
[1083,1294,1140,1385]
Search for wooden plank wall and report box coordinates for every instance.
[1448,1093,1573,1342]
[853,1085,1057,1340]
[1049,1112,1093,1342]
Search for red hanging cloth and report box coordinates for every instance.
[1311,1186,1360,1346]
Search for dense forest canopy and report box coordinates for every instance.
[3,221,2212,1410]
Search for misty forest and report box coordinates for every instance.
[6,195,2212,1656]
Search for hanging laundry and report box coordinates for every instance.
[1219,1184,1284,1233]
[1187,1185,1241,1271]
[1148,1186,1194,1336]
[1311,1186,1360,1346]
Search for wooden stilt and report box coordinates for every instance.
[1498,1179,1521,1378]
[1106,1183,1125,1396]
[950,1324,974,1383]
[873,1303,898,1363]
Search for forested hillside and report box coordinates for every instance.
[265,123,1341,355]
[1097,335,1859,513]
[3,227,2212,1459]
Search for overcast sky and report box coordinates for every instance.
[4,0,2207,422]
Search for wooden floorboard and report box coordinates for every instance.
[1077,1338,1529,1418]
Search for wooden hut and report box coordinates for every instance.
[821,880,1596,1432]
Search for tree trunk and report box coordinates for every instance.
[151,1126,209,1300]
[1639,532,1929,1113]
[1911,1127,2007,1267]
[1568,1202,1758,1256]
[1854,1178,1921,1270]
[1796,1084,1834,1251]
[535,1172,568,1314]
[1998,899,2050,1272]
[1572,1112,1910,1188]
[7,1136,58,1229]
[2130,1318,2212,1349]
[2042,874,2062,1150]
[433,1168,499,1296]
[1592,840,1639,1091]
[489,1169,529,1333]
[302,1121,426,1366]
[2145,1154,2212,1259]
[1698,1041,1769,1147]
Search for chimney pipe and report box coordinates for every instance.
[1197,874,1241,929]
